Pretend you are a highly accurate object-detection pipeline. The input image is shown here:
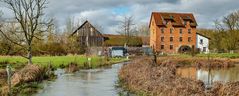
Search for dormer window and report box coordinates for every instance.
[166,20,169,25]
[184,21,187,25]
[170,15,174,19]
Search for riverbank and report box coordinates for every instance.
[170,53,239,59]
[0,64,56,96]
[119,57,239,96]
[0,55,129,96]
[157,56,236,68]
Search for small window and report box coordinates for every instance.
[180,29,183,34]
[170,45,173,50]
[161,37,164,42]
[170,37,173,42]
[161,28,164,33]
[179,37,183,42]
[170,28,173,34]
[188,29,191,34]
[188,37,192,42]
[200,39,203,44]
[161,45,164,49]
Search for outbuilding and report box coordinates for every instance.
[109,47,127,57]
[196,33,210,53]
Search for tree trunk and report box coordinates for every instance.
[27,45,33,64]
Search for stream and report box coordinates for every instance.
[35,62,129,96]
[35,62,239,96]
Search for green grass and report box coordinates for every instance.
[196,53,239,59]
[0,55,129,69]
[167,53,239,59]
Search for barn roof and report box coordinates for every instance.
[70,20,103,37]
[150,12,198,27]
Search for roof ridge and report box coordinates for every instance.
[152,12,193,15]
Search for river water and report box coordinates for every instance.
[177,64,239,85]
[35,62,239,96]
[35,62,128,96]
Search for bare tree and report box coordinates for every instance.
[117,16,135,45]
[135,23,149,37]
[0,0,51,64]
[214,10,239,52]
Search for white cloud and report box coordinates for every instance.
[1,0,239,34]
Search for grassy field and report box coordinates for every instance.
[0,55,128,69]
[168,53,239,59]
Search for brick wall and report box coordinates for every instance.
[150,15,197,53]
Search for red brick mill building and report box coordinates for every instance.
[149,12,198,53]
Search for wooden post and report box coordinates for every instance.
[6,64,12,96]
[207,52,212,87]
[153,49,157,66]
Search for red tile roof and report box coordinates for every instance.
[150,12,197,27]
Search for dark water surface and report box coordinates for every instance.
[35,62,128,96]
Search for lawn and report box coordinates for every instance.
[0,55,128,69]
[168,53,239,59]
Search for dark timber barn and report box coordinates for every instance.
[71,20,105,55]
[71,20,104,47]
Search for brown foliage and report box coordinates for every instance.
[157,57,235,68]
[11,64,47,86]
[65,63,79,73]
[0,69,7,79]
[195,59,235,68]
[119,58,206,96]
[208,81,239,96]
[120,57,239,96]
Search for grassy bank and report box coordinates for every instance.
[0,64,56,96]
[169,53,239,59]
[119,57,239,96]
[0,55,128,69]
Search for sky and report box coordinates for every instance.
[1,0,239,34]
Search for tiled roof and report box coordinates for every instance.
[151,12,197,27]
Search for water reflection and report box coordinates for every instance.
[177,64,239,85]
[35,63,128,96]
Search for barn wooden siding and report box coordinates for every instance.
[71,21,104,47]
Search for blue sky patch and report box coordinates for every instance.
[112,6,129,15]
